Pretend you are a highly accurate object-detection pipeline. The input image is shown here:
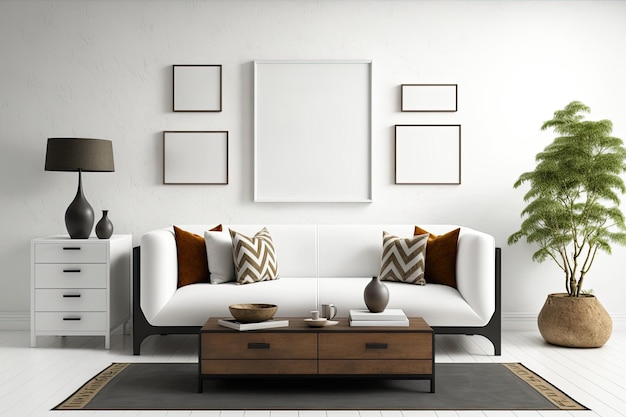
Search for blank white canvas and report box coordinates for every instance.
[254,60,372,202]
[163,131,228,184]
[395,125,461,184]
[173,66,221,111]
[402,84,457,111]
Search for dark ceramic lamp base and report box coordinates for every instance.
[65,170,94,239]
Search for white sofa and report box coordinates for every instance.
[133,224,501,355]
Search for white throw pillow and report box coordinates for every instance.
[204,230,236,284]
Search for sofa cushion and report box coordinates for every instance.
[230,227,279,285]
[414,226,460,288]
[317,277,487,327]
[204,230,235,284]
[173,225,223,288]
[379,231,428,285]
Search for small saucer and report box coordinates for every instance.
[324,320,339,327]
[304,318,328,327]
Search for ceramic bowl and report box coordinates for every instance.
[229,303,278,323]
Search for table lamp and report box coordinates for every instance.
[45,138,115,239]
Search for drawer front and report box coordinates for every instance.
[319,333,432,359]
[201,359,317,375]
[34,243,107,264]
[34,312,107,331]
[34,264,107,288]
[319,359,432,375]
[201,333,317,359]
[35,289,107,312]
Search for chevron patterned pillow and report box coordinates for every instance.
[229,227,279,285]
[379,231,428,285]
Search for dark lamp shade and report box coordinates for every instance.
[45,138,115,172]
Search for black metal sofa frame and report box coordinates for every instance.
[132,247,502,355]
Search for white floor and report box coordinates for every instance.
[1,330,624,417]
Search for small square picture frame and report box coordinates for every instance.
[395,124,461,184]
[163,131,228,184]
[401,84,458,112]
[173,65,222,112]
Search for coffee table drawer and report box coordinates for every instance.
[201,333,317,359]
[201,359,317,375]
[319,359,432,375]
[319,333,432,359]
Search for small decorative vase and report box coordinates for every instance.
[537,293,612,348]
[364,276,389,313]
[95,210,114,239]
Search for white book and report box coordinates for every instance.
[349,318,410,327]
[217,318,289,331]
[349,309,407,321]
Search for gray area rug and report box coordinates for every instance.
[55,362,586,411]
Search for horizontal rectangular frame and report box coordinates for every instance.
[401,84,458,112]
[395,125,461,184]
[173,65,222,112]
[254,60,372,202]
[163,131,228,184]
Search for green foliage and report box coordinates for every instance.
[508,101,626,296]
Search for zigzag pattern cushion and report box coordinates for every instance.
[379,231,428,285]
[230,227,279,285]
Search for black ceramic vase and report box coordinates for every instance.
[95,210,114,239]
[364,275,389,313]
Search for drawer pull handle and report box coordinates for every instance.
[365,343,388,349]
[248,342,270,349]
[63,269,81,273]
[63,294,81,298]
[63,317,81,321]
[62,247,81,251]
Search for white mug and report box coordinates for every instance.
[321,303,337,320]
[311,310,320,320]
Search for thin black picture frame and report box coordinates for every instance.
[394,124,461,185]
[401,84,458,112]
[163,131,229,185]
[173,65,222,112]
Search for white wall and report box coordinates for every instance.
[2,0,626,330]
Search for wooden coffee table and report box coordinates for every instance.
[198,317,434,393]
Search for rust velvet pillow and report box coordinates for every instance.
[173,225,222,288]
[414,226,460,288]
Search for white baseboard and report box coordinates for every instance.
[2,311,626,332]
[0,312,29,330]
[502,313,626,331]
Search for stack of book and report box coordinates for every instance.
[217,318,289,331]
[349,309,409,327]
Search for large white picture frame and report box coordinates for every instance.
[395,125,461,184]
[254,60,372,202]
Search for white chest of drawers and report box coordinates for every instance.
[30,235,132,349]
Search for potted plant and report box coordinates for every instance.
[508,101,626,347]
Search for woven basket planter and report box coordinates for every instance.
[537,293,612,348]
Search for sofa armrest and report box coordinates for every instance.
[140,228,178,323]
[455,229,496,324]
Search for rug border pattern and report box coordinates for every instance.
[502,363,586,410]
[55,363,129,410]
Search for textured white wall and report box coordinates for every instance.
[1,0,626,328]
